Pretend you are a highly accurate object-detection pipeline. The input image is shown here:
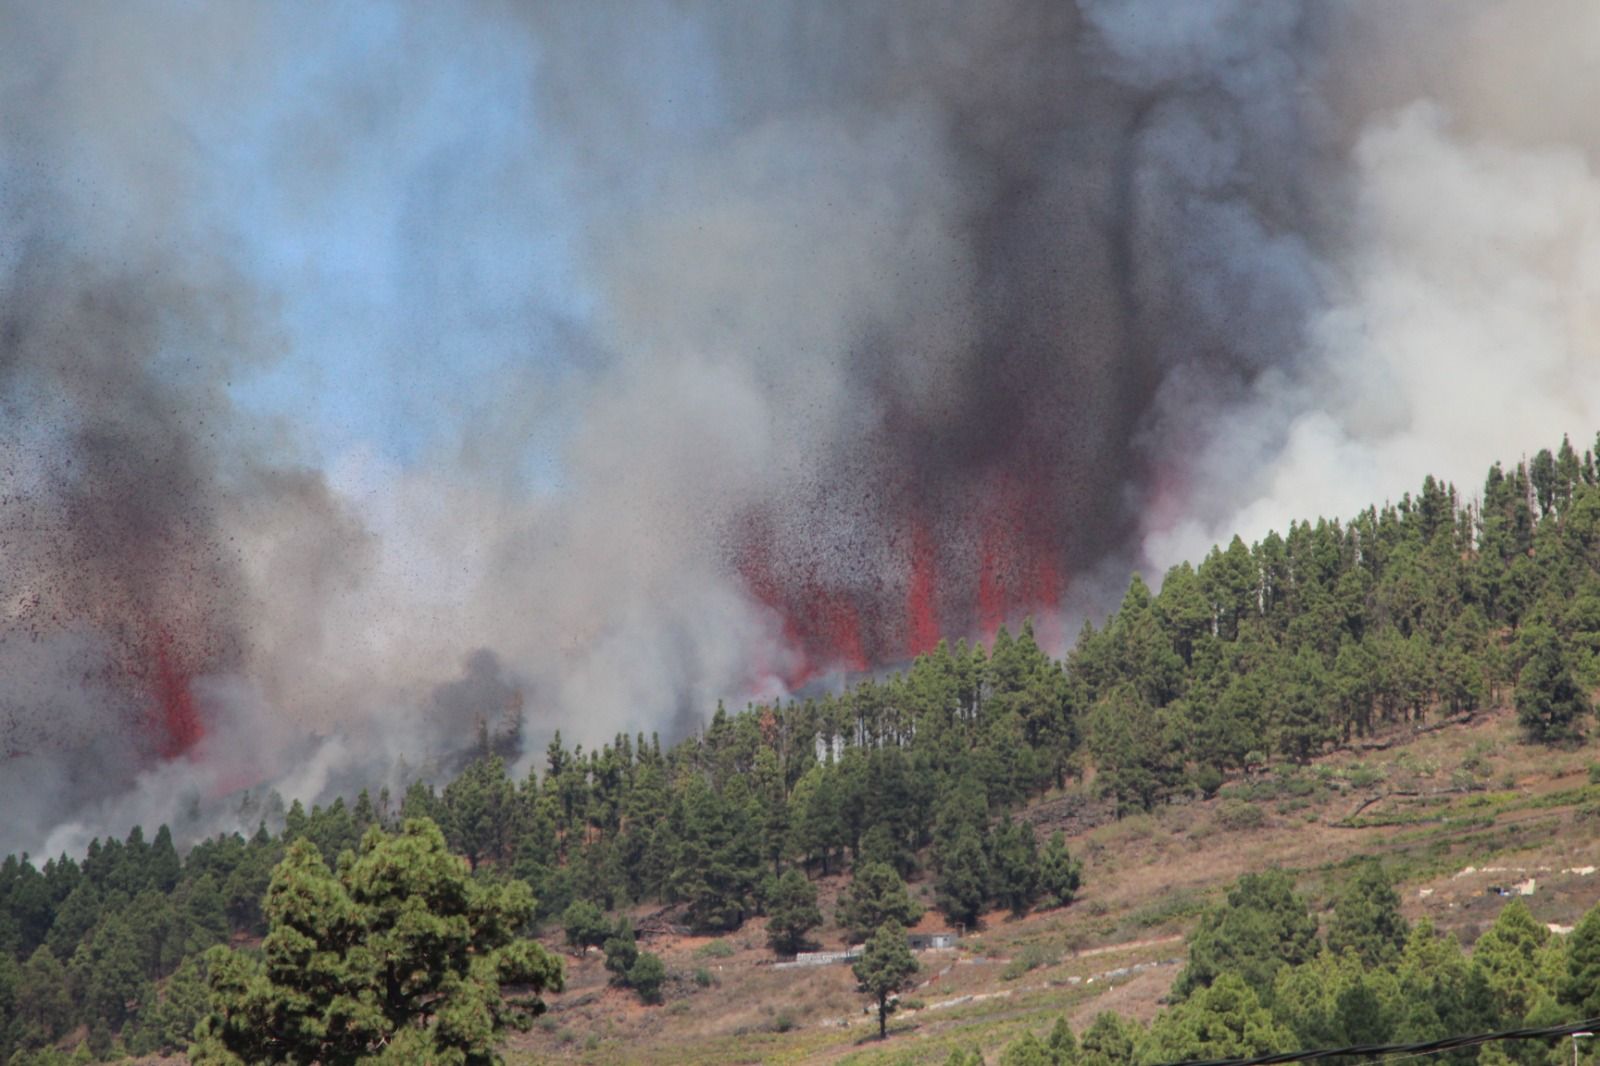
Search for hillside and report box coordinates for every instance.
[508,704,1600,1064]
[6,436,1600,1064]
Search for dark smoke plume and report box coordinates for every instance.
[3,1,1599,856]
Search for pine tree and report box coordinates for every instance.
[1000,1031,1057,1066]
[562,900,610,957]
[1176,870,1319,1001]
[194,819,563,1064]
[764,869,822,956]
[1079,1011,1142,1066]
[1145,973,1292,1063]
[72,911,146,1028]
[1087,685,1182,814]
[1516,624,1590,743]
[146,952,215,1054]
[1326,860,1408,967]
[14,946,73,1048]
[1038,831,1084,908]
[603,919,640,984]
[934,826,990,929]
[853,921,918,1040]
[1047,1016,1079,1063]
[1562,903,1600,1017]
[989,818,1043,917]
[149,826,181,893]
[838,862,924,944]
[442,754,516,870]
[1471,899,1558,1027]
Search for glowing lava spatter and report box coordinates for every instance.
[147,626,205,759]
[904,518,940,658]
[815,589,868,672]
[975,474,1067,642]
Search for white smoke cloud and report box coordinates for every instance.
[1147,86,1600,570]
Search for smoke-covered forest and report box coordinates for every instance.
[5,434,1600,1062]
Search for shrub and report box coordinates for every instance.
[696,939,735,959]
[1001,943,1059,981]
[628,953,667,1004]
[1348,765,1385,790]
[1217,800,1266,831]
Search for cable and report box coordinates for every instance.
[1159,1017,1600,1066]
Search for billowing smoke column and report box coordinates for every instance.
[565,1,1331,680]
[4,1,1600,857]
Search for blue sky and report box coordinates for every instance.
[204,5,601,474]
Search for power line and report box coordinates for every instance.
[1161,1018,1600,1066]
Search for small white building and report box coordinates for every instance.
[907,931,960,951]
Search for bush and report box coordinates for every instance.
[1193,763,1224,799]
[628,952,667,1005]
[693,966,716,988]
[1348,765,1385,790]
[695,939,735,959]
[1001,943,1059,981]
[1216,800,1266,831]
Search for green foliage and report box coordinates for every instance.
[1048,1016,1078,1060]
[1272,950,1401,1048]
[194,819,563,1065]
[1471,899,1562,1027]
[626,952,667,1005]
[1216,800,1266,832]
[441,754,517,870]
[1176,870,1318,1003]
[1326,860,1408,967]
[670,776,762,933]
[1516,624,1590,743]
[8,433,1600,1058]
[1087,685,1182,814]
[694,938,735,959]
[561,899,609,956]
[603,919,639,983]
[989,818,1044,917]
[13,946,73,1049]
[142,951,215,1054]
[1145,973,1292,1064]
[853,921,918,1040]
[1038,832,1083,908]
[1000,1031,1060,1066]
[838,862,924,944]
[1001,942,1060,981]
[1079,1011,1142,1066]
[764,869,822,956]
[1562,902,1600,1017]
[934,826,991,929]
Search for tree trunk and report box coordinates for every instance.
[878,994,888,1039]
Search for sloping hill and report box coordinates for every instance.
[509,704,1600,1064]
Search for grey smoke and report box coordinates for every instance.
[3,1,1597,858]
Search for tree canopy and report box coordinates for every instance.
[192,819,562,1066]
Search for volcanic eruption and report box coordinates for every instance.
[6,1,1600,859]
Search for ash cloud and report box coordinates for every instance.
[3,1,1597,857]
